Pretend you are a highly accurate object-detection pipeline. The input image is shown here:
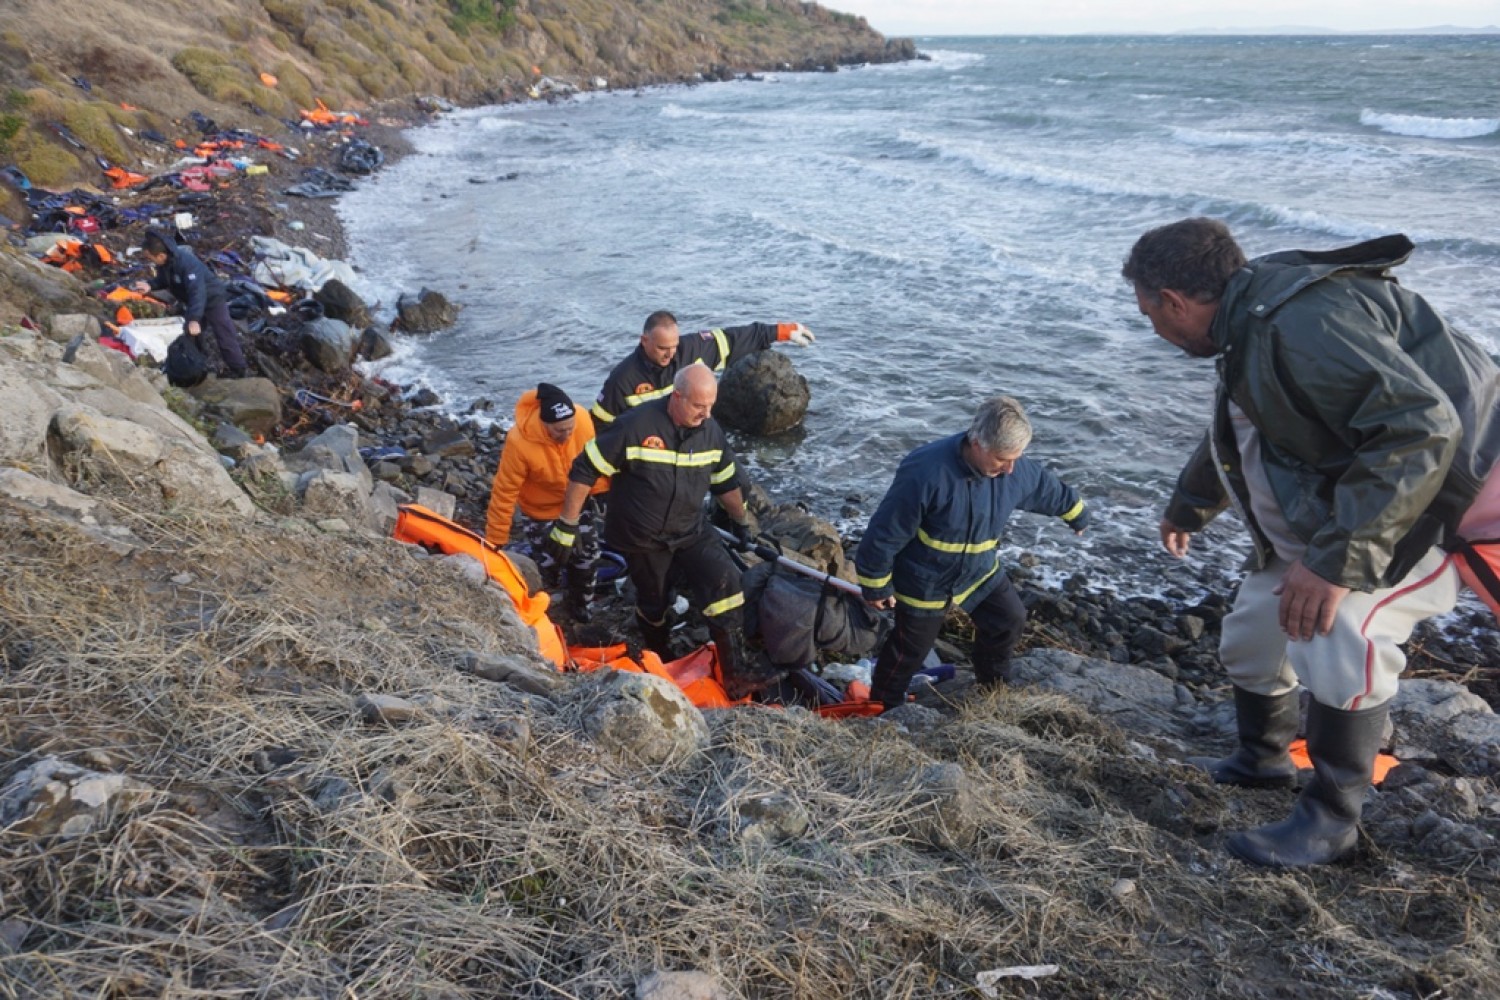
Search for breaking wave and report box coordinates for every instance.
[1360,109,1499,139]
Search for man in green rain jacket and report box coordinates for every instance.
[1124,218,1500,868]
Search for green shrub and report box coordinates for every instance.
[447,0,518,36]
[172,47,250,104]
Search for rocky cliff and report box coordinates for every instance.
[0,0,913,187]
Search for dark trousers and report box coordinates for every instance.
[199,299,247,374]
[625,522,745,629]
[869,573,1026,707]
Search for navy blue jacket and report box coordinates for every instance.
[855,433,1083,613]
[148,232,226,324]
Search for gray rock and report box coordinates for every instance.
[757,503,850,580]
[211,422,255,457]
[49,404,254,516]
[0,756,152,839]
[313,279,372,330]
[45,312,101,345]
[1012,648,1187,740]
[460,650,563,695]
[422,425,476,459]
[356,693,421,725]
[1132,624,1186,658]
[188,377,283,436]
[0,917,29,955]
[367,481,406,536]
[284,424,371,494]
[637,970,726,1000]
[736,790,811,845]
[580,671,709,767]
[0,467,100,518]
[896,761,981,850]
[301,317,357,373]
[358,325,394,361]
[300,470,371,527]
[714,350,810,435]
[415,486,456,521]
[395,288,460,333]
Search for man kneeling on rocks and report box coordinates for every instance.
[549,365,779,699]
[1125,217,1500,868]
[854,396,1090,711]
[485,383,608,621]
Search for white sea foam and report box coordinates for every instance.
[1360,109,1500,139]
[475,116,526,131]
[660,103,728,121]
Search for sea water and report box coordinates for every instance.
[338,34,1500,600]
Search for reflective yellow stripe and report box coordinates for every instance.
[590,402,616,423]
[857,571,891,589]
[711,328,730,371]
[584,439,618,477]
[1061,499,1086,522]
[709,461,737,485]
[623,385,674,408]
[895,561,999,610]
[917,527,998,555]
[624,447,722,468]
[548,524,576,546]
[703,592,745,617]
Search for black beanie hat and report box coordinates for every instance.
[537,383,575,424]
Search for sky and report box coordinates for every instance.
[825,1,1500,36]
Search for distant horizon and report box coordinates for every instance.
[892,25,1500,38]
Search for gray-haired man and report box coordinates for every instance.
[854,397,1090,710]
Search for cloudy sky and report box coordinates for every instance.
[825,1,1500,36]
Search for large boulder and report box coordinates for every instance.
[395,288,460,333]
[1012,648,1186,740]
[313,279,372,329]
[187,376,283,436]
[49,404,255,516]
[578,671,709,767]
[756,502,850,580]
[301,317,357,373]
[299,469,372,527]
[714,350,810,435]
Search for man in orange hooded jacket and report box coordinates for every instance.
[486,383,608,620]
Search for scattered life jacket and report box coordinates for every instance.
[1452,460,1500,619]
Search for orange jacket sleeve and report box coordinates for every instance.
[485,438,530,545]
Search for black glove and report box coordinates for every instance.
[543,518,578,568]
[1062,503,1092,535]
[729,519,754,552]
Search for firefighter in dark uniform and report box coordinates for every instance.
[590,309,816,425]
[855,396,1091,711]
[551,365,779,697]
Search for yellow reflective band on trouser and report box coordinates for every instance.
[711,329,730,371]
[1061,499,1086,522]
[623,385,674,408]
[857,571,892,589]
[895,562,999,610]
[624,447,722,468]
[590,403,616,423]
[548,524,576,546]
[703,592,746,617]
[710,462,737,485]
[584,439,618,477]
[917,527,998,555]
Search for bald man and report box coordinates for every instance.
[554,366,779,698]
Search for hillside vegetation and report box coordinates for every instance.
[0,0,910,186]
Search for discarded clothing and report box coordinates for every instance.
[250,236,380,302]
[285,167,355,198]
[338,139,384,175]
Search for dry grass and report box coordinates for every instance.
[1,494,1497,998]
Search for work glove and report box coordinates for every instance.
[777,322,816,347]
[729,518,755,552]
[543,517,578,569]
[1062,502,1091,535]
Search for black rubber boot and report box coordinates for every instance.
[1226,699,1388,868]
[868,661,915,713]
[635,610,673,658]
[1187,687,1300,788]
[712,622,783,701]
[565,569,597,624]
